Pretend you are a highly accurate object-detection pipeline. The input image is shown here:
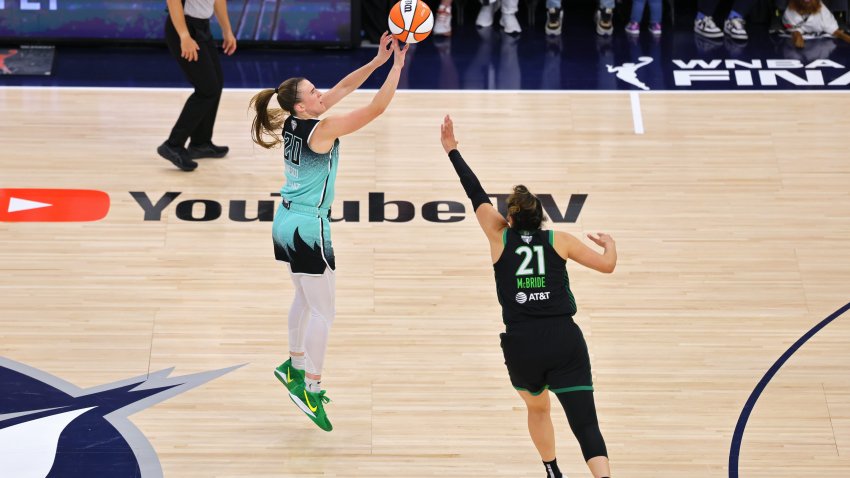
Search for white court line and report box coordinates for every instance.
[630,91,644,135]
[3,85,850,94]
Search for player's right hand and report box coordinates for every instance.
[440,115,458,153]
[391,37,409,69]
[180,34,200,62]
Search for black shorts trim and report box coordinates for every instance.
[513,384,595,395]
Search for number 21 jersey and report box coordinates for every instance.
[493,228,577,327]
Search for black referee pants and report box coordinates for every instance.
[164,15,223,148]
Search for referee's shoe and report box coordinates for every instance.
[188,142,229,159]
[157,141,197,171]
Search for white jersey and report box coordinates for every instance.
[783,4,839,36]
[183,0,215,20]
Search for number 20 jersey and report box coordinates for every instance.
[493,228,577,327]
[279,116,339,209]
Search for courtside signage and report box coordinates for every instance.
[672,58,850,87]
[129,191,587,223]
[0,188,109,222]
[0,189,586,223]
[608,57,850,90]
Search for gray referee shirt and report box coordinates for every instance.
[183,0,215,20]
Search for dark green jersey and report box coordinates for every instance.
[493,228,577,326]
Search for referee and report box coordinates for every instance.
[440,115,617,478]
[158,0,237,171]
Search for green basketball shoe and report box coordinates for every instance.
[288,382,333,432]
[274,359,305,393]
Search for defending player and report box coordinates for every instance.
[440,115,617,478]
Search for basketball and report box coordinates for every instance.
[387,0,434,44]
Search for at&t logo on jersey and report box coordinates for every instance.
[0,357,240,477]
[515,291,551,304]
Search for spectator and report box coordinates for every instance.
[545,1,614,36]
[361,0,388,44]
[434,0,454,36]
[476,0,522,34]
[783,0,850,48]
[626,0,663,35]
[595,2,615,35]
[694,0,753,41]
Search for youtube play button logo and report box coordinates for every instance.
[0,189,110,222]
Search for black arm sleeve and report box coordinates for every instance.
[448,149,492,211]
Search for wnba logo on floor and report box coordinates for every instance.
[609,57,850,89]
[608,57,653,91]
[0,358,239,478]
[672,58,850,88]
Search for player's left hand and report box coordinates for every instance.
[587,233,615,249]
[440,115,458,153]
[222,31,237,56]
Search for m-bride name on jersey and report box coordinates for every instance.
[672,59,850,87]
[517,276,546,289]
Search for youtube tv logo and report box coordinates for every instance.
[0,189,110,222]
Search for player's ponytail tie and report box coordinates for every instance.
[273,87,279,94]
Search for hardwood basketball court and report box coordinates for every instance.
[1,87,849,477]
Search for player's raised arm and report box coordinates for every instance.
[320,32,394,111]
[310,38,409,153]
[441,115,508,245]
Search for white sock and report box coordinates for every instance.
[290,354,306,370]
[305,377,322,393]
